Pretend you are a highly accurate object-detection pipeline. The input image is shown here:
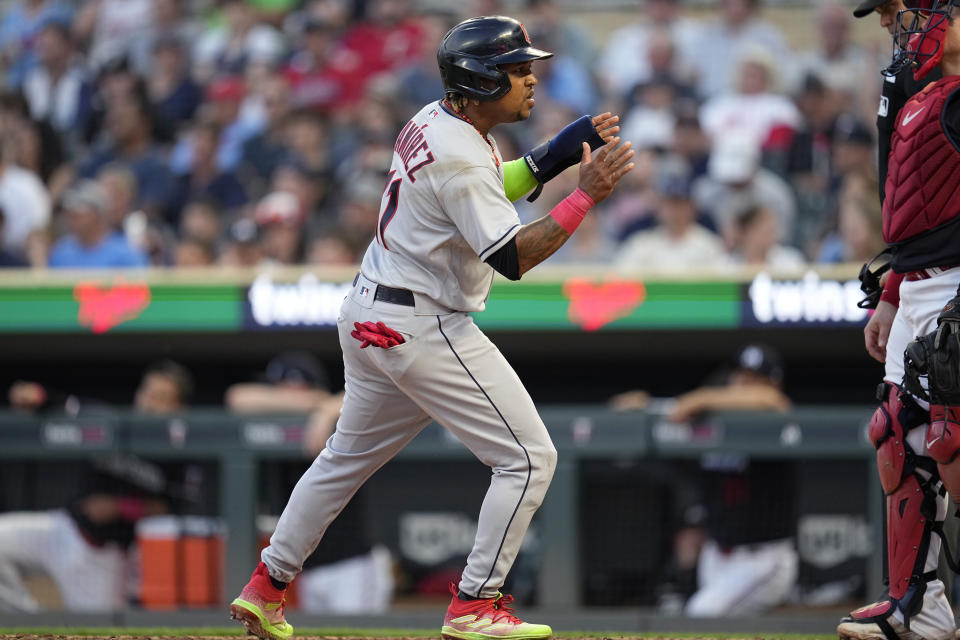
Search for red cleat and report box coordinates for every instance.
[441,583,552,640]
[229,562,293,640]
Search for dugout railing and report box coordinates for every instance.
[0,405,880,610]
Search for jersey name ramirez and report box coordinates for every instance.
[394,120,435,182]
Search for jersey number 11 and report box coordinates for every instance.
[377,171,401,251]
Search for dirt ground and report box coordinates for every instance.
[0,636,776,640]
[0,638,782,640]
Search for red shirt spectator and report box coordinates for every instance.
[336,0,424,98]
[283,17,361,112]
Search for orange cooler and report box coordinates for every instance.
[137,515,181,609]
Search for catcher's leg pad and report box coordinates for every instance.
[843,475,940,633]
[887,473,937,603]
[840,599,905,639]
[871,384,926,494]
[926,405,960,464]
[867,384,940,624]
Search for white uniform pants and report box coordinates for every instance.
[684,538,797,617]
[879,267,960,638]
[0,509,126,612]
[263,276,557,599]
[298,545,393,614]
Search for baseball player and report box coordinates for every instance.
[0,454,172,612]
[857,0,942,363]
[229,15,634,640]
[839,2,960,639]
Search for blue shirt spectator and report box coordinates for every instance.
[48,180,147,268]
[22,21,93,137]
[169,120,248,222]
[0,0,73,87]
[168,77,263,175]
[81,145,176,222]
[78,95,176,221]
[147,36,202,129]
[49,233,148,268]
[0,206,28,267]
[238,76,292,188]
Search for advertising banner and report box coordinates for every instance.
[0,270,868,334]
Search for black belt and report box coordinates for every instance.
[375,285,414,306]
[355,273,414,306]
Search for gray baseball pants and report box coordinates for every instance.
[262,275,557,598]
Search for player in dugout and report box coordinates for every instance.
[229,15,634,640]
[0,360,193,611]
[840,1,960,639]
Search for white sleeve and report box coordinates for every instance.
[193,29,224,65]
[20,169,50,229]
[438,166,522,261]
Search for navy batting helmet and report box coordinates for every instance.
[437,16,553,101]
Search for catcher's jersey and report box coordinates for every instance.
[360,101,521,314]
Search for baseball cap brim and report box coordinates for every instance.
[491,46,553,64]
[853,0,887,18]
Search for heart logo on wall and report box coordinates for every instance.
[562,278,646,331]
[74,281,152,334]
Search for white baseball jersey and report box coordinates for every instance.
[360,101,522,313]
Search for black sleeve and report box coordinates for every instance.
[876,74,901,204]
[877,67,943,203]
[878,70,914,204]
[485,236,520,281]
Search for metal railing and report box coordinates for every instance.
[0,405,877,607]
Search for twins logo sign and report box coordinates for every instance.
[745,271,868,327]
[244,274,351,329]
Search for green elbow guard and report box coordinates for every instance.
[503,158,539,202]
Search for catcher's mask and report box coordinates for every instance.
[437,16,553,101]
[885,0,959,80]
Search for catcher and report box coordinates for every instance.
[842,2,960,639]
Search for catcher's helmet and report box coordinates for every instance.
[886,0,959,79]
[437,16,553,101]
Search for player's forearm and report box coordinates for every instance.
[515,215,570,276]
[226,384,331,413]
[701,386,791,412]
[515,187,595,276]
[670,386,790,421]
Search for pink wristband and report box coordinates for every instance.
[549,188,595,234]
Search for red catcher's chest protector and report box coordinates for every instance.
[884,76,960,244]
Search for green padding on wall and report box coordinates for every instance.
[479,281,740,329]
[0,284,240,332]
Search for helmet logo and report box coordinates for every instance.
[519,22,531,45]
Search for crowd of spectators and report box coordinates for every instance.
[0,0,889,271]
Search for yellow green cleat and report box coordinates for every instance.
[229,562,293,640]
